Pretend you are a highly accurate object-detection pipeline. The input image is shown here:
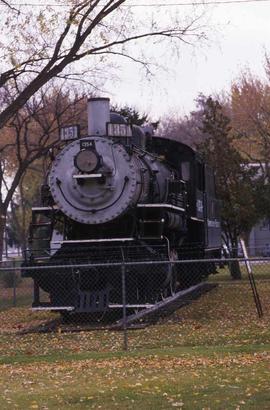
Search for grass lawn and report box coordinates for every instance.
[213,260,270,281]
[0,278,269,409]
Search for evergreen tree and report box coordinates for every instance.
[199,97,259,279]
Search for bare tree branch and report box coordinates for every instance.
[0,0,19,14]
[0,0,206,129]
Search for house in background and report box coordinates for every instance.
[240,162,270,256]
[249,219,270,256]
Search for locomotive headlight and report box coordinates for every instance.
[74,149,100,173]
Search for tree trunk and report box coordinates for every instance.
[19,181,27,251]
[229,242,242,280]
[0,210,7,262]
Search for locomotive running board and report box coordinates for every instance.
[137,203,185,212]
[32,206,58,211]
[52,238,135,244]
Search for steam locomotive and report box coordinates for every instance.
[23,97,221,315]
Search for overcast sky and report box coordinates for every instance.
[105,0,270,120]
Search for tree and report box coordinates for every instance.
[0,0,208,258]
[198,96,260,279]
[0,0,19,13]
[159,103,205,148]
[159,94,226,147]
[231,75,270,158]
[111,104,149,126]
[0,87,85,259]
[229,71,270,225]
[111,104,159,130]
[8,166,44,252]
[0,0,207,130]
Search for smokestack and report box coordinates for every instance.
[87,97,110,136]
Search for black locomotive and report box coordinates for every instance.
[23,97,221,315]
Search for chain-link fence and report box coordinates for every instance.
[0,250,270,350]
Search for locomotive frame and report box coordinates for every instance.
[23,97,221,316]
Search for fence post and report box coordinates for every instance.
[240,239,263,318]
[13,260,17,307]
[121,261,128,351]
